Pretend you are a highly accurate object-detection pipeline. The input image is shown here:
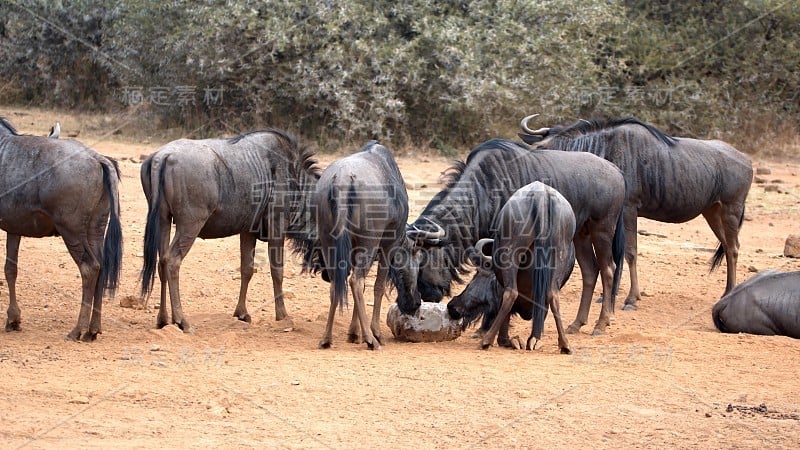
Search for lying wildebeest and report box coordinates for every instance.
[519,115,753,309]
[307,141,420,350]
[447,182,576,352]
[408,139,625,339]
[140,129,319,330]
[712,270,800,338]
[0,117,122,341]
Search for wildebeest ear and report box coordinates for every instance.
[518,133,543,144]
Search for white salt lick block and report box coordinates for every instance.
[386,302,462,342]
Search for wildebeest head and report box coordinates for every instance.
[389,238,423,314]
[406,221,453,302]
[446,239,499,330]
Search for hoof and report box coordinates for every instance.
[235,313,252,323]
[471,330,485,339]
[81,331,98,342]
[347,333,361,344]
[560,347,572,355]
[622,304,637,311]
[5,320,21,332]
[497,338,514,348]
[591,328,605,336]
[318,340,332,349]
[65,328,82,342]
[479,341,492,350]
[566,323,582,334]
[366,339,381,351]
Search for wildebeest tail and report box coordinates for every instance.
[711,300,728,333]
[610,207,626,308]
[330,182,356,311]
[140,156,168,298]
[710,206,745,272]
[531,193,553,342]
[100,159,123,297]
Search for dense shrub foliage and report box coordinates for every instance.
[1,0,797,152]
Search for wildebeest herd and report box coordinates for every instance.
[2,114,798,348]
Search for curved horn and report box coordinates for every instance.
[48,122,60,139]
[474,238,494,265]
[406,219,446,243]
[520,114,550,136]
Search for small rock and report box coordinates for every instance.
[641,290,651,297]
[754,176,767,184]
[764,185,779,192]
[770,179,783,184]
[705,412,712,418]
[119,295,145,309]
[748,266,758,273]
[69,396,90,405]
[386,303,462,342]
[150,344,161,352]
[291,380,300,386]
[784,234,800,258]
[756,167,772,175]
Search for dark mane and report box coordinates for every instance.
[420,159,466,216]
[0,117,21,135]
[548,117,677,147]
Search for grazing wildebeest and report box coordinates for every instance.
[307,141,420,350]
[408,139,625,339]
[447,182,577,352]
[139,129,319,331]
[0,117,122,341]
[519,115,753,309]
[712,270,800,339]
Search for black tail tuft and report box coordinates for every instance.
[711,301,728,333]
[140,159,167,298]
[99,161,123,297]
[610,207,626,309]
[531,196,554,341]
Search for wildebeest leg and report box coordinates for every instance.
[319,282,340,349]
[567,233,597,334]
[233,233,256,323]
[350,263,380,350]
[267,237,289,321]
[163,223,203,332]
[702,203,742,296]
[62,234,101,341]
[496,316,514,348]
[4,234,22,332]
[370,253,390,345]
[527,290,571,354]
[480,285,518,350]
[85,223,107,340]
[591,228,616,335]
[156,216,171,329]
[346,304,361,343]
[623,209,641,310]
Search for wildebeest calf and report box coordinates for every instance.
[447,181,576,353]
[712,270,800,338]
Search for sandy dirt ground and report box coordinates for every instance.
[1,108,799,449]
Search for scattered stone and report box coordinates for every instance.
[119,295,145,309]
[640,290,652,297]
[386,303,462,342]
[754,176,767,184]
[150,344,161,352]
[764,185,779,192]
[784,235,800,258]
[748,266,758,273]
[69,396,90,405]
[756,167,772,175]
[771,179,783,184]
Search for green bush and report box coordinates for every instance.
[1,0,797,153]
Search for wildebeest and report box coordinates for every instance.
[447,182,576,352]
[139,129,319,331]
[307,141,420,350]
[408,139,625,339]
[0,117,122,341]
[712,270,800,338]
[519,115,753,309]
